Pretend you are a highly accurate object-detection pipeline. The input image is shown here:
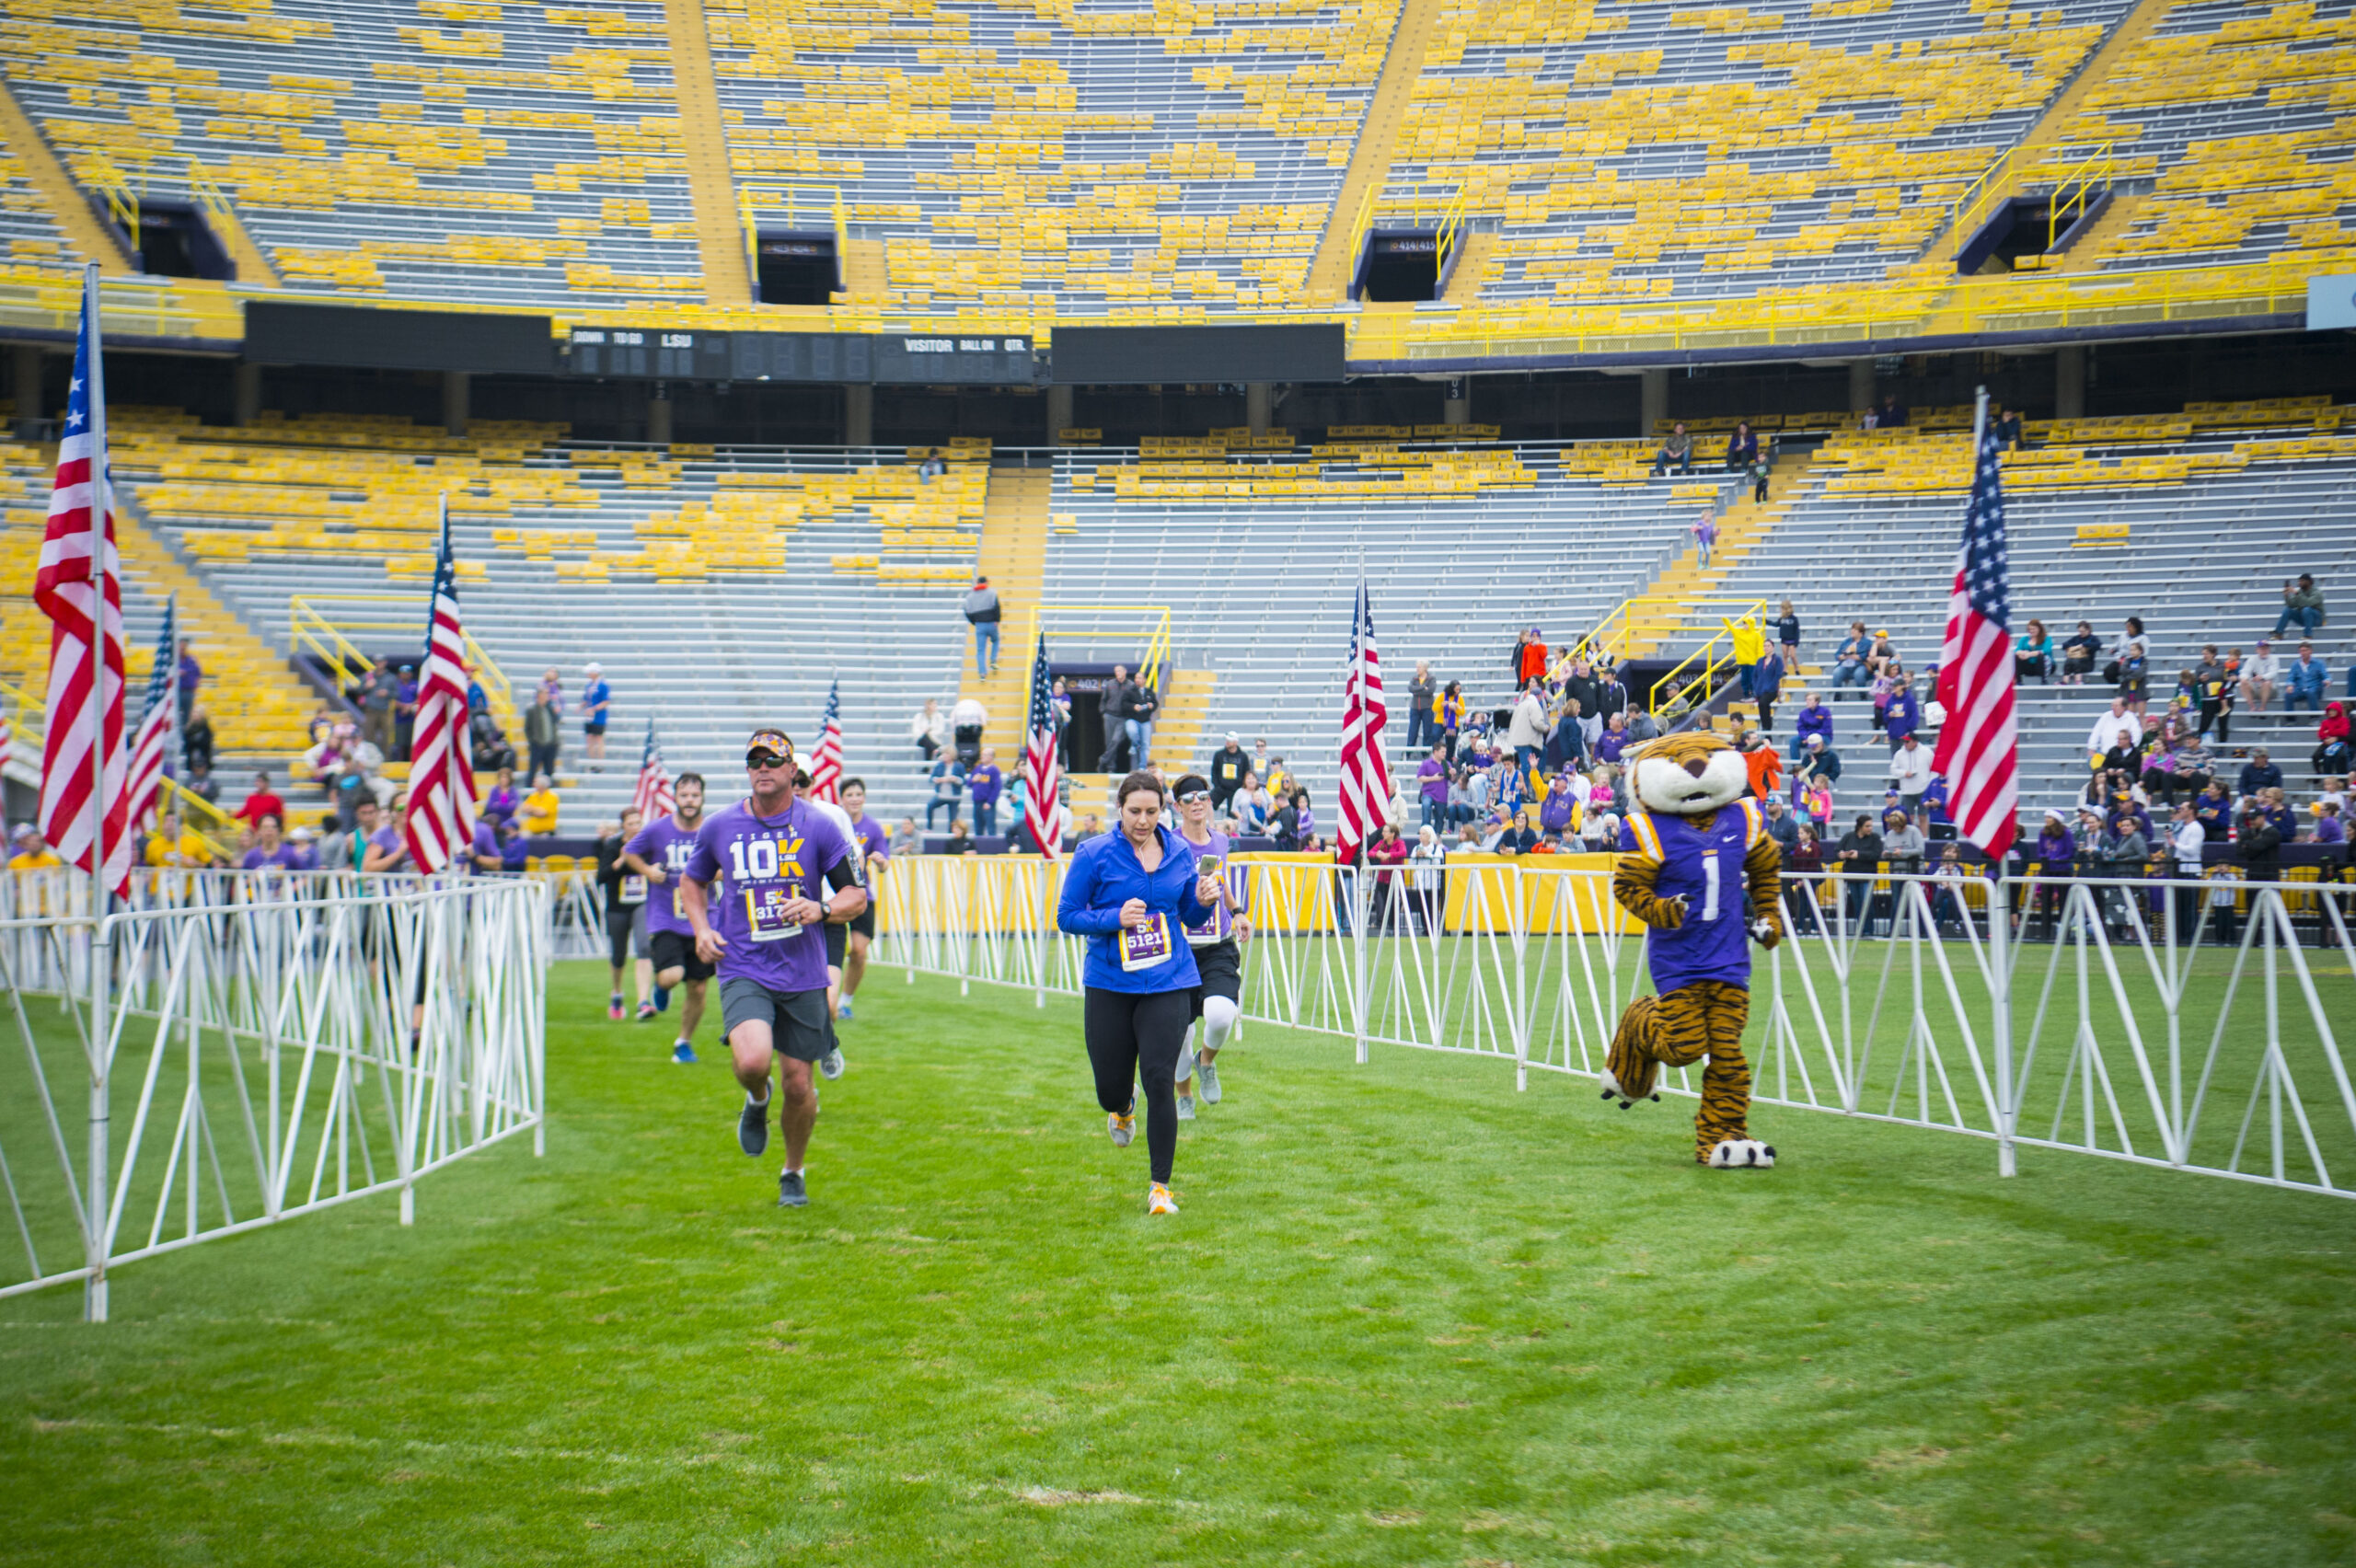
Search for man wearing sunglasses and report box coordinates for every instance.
[680,730,866,1208]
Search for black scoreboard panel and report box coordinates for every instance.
[565,328,732,380]
[247,302,556,375]
[870,334,1035,385]
[1049,323,1346,385]
[729,331,872,383]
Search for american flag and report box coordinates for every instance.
[400,498,478,872]
[1930,393,2019,858]
[35,271,131,897]
[123,594,177,841]
[1336,575,1392,864]
[629,718,675,822]
[805,678,844,804]
[1020,632,1065,859]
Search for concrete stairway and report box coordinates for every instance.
[957,467,1049,757]
[1611,445,1826,661]
[0,81,125,271]
[664,0,751,306]
[1301,0,1446,302]
[111,509,318,756]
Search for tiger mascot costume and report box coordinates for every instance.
[1601,730,1784,1168]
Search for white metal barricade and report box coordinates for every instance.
[869,855,2356,1202]
[0,869,549,1319]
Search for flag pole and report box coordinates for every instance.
[1352,563,1369,1066]
[1969,381,2019,1180]
[81,261,110,1324]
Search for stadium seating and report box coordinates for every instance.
[0,0,706,306]
[2029,0,2356,274]
[1662,404,2356,817]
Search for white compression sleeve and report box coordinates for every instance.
[1202,995,1240,1054]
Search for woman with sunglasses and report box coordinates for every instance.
[681,728,866,1210]
[1057,770,1223,1216]
[1169,772,1250,1122]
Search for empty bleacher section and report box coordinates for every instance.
[2026,0,2356,275]
[1664,398,2356,815]
[1379,0,2134,311]
[0,0,706,306]
[701,0,1398,313]
[98,410,987,826]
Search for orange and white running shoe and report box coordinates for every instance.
[1148,1182,1179,1216]
[1107,1110,1135,1147]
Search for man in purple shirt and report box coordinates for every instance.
[623,770,711,1057]
[682,730,866,1208]
[968,747,1004,836]
[1416,745,1447,832]
[837,777,892,1020]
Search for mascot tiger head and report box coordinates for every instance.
[1627,730,1750,817]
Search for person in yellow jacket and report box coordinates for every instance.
[145,811,216,868]
[519,773,561,836]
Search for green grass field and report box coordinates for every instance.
[3,959,2354,1566]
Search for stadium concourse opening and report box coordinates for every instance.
[1357,232,1443,302]
[754,233,840,306]
[112,200,234,282]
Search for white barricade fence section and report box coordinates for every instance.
[0,868,549,1319]
[869,855,2356,1202]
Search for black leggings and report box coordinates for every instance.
[606,906,635,972]
[1083,986,1192,1184]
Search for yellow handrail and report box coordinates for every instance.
[1948,148,2018,249]
[1014,603,1175,693]
[739,183,849,299]
[2048,141,2115,249]
[1561,594,1769,672]
[1651,611,1762,722]
[1342,183,1378,298]
[287,594,516,741]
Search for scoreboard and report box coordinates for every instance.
[563,328,1032,386]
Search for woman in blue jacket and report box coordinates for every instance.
[1057,770,1221,1216]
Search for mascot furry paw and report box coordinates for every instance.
[1604,731,1785,1166]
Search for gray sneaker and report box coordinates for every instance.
[819,1046,846,1080]
[738,1093,770,1157]
[778,1170,808,1207]
[1176,1094,1196,1122]
[1198,1060,1222,1105]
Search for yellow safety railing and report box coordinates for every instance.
[1561,594,1770,673]
[1949,148,2019,251]
[1016,604,1174,694]
[1348,181,1470,300]
[738,183,849,298]
[288,594,515,741]
[1341,183,1379,298]
[1651,611,1764,723]
[2047,141,2116,249]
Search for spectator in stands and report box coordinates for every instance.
[1416,746,1449,832]
[1511,629,1545,687]
[481,766,519,825]
[469,709,514,775]
[1831,621,1871,696]
[1271,790,1305,851]
[1888,729,1932,808]
[2085,697,2143,758]
[2239,640,2282,714]
[890,818,918,857]
[351,656,397,756]
[1595,712,1631,765]
[2163,729,2214,807]
[1096,665,1135,772]
[920,454,947,482]
[464,663,487,716]
[1774,599,1801,668]
[2316,702,2353,780]
[951,693,988,767]
[2315,801,2346,852]
[1208,733,1248,813]
[2191,643,2233,742]
[2271,573,2325,640]
[1725,421,1759,471]
[1751,645,1784,732]
[233,771,285,830]
[2286,641,2327,712]
[1795,732,1842,802]
[1437,680,1468,762]
[968,747,1004,836]
[1884,810,1925,882]
[911,698,947,760]
[1760,790,1799,857]
[1651,421,1693,476]
[1239,773,1273,836]
[1626,704,1660,744]
[520,773,560,837]
[1993,404,2023,450]
[182,759,220,808]
[2106,617,2151,711]
[1740,730,1782,801]
[182,704,214,776]
[1692,512,1718,567]
[2014,618,2054,684]
[943,818,975,857]
[581,662,611,768]
[2096,725,2140,778]
[1877,394,1907,429]
[175,638,202,715]
[1559,657,1600,750]
[525,685,560,781]
[1126,675,1160,769]
[1882,674,1922,752]
[7,824,59,874]
[2060,620,2101,685]
[1835,813,1883,925]
[2237,747,2283,802]
[1507,680,1547,774]
[1407,662,1437,751]
[2193,778,2234,842]
[964,574,1001,677]
[1791,690,1833,760]
[2235,799,2282,884]
[1861,628,1896,680]
[926,754,964,829]
[145,810,214,870]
